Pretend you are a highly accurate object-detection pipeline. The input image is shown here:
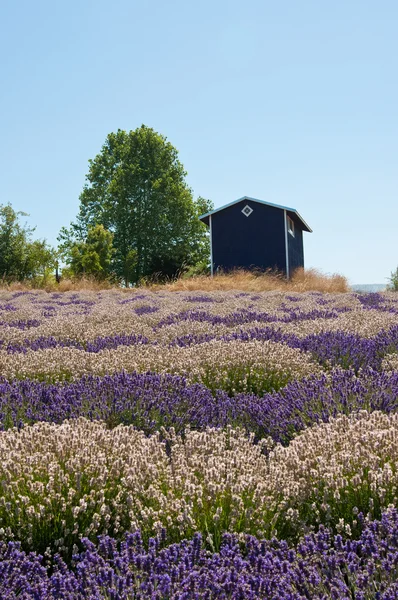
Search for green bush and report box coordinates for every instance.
[181,260,210,278]
[388,266,398,291]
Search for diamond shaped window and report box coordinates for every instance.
[241,205,253,217]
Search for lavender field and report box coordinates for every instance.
[1,289,398,598]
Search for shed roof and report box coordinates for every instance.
[199,196,312,232]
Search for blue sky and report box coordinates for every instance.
[1,0,397,285]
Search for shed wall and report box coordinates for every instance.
[287,224,304,272]
[211,200,287,273]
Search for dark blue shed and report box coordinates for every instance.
[199,196,312,278]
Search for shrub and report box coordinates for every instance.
[388,266,398,291]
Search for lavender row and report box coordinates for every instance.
[0,309,360,331]
[1,368,398,443]
[3,508,398,599]
[2,323,398,376]
[2,412,398,561]
[0,308,352,349]
[2,333,149,354]
[173,324,398,372]
[0,319,41,331]
[153,306,352,329]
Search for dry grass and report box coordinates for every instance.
[288,268,349,293]
[146,268,350,293]
[0,269,349,294]
[0,277,114,293]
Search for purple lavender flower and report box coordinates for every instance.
[5,333,149,354]
[0,319,41,330]
[184,295,217,303]
[119,294,149,304]
[0,304,17,312]
[134,305,159,315]
[0,368,398,445]
[3,510,398,598]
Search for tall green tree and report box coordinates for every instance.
[59,126,213,286]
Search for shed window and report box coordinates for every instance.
[242,205,253,217]
[287,215,295,237]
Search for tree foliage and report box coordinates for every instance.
[388,267,398,291]
[59,126,213,285]
[60,224,115,280]
[0,204,55,282]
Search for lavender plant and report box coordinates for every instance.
[3,509,398,598]
[1,412,398,559]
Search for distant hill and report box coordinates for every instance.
[350,284,388,293]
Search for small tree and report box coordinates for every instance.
[0,204,55,283]
[0,204,33,280]
[387,267,398,291]
[60,224,115,281]
[25,240,57,284]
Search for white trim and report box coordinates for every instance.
[287,215,295,237]
[209,214,214,277]
[284,209,290,279]
[241,204,254,217]
[199,196,312,232]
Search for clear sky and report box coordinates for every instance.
[1,0,397,285]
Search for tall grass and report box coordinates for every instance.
[0,277,114,292]
[0,268,349,293]
[147,268,350,293]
